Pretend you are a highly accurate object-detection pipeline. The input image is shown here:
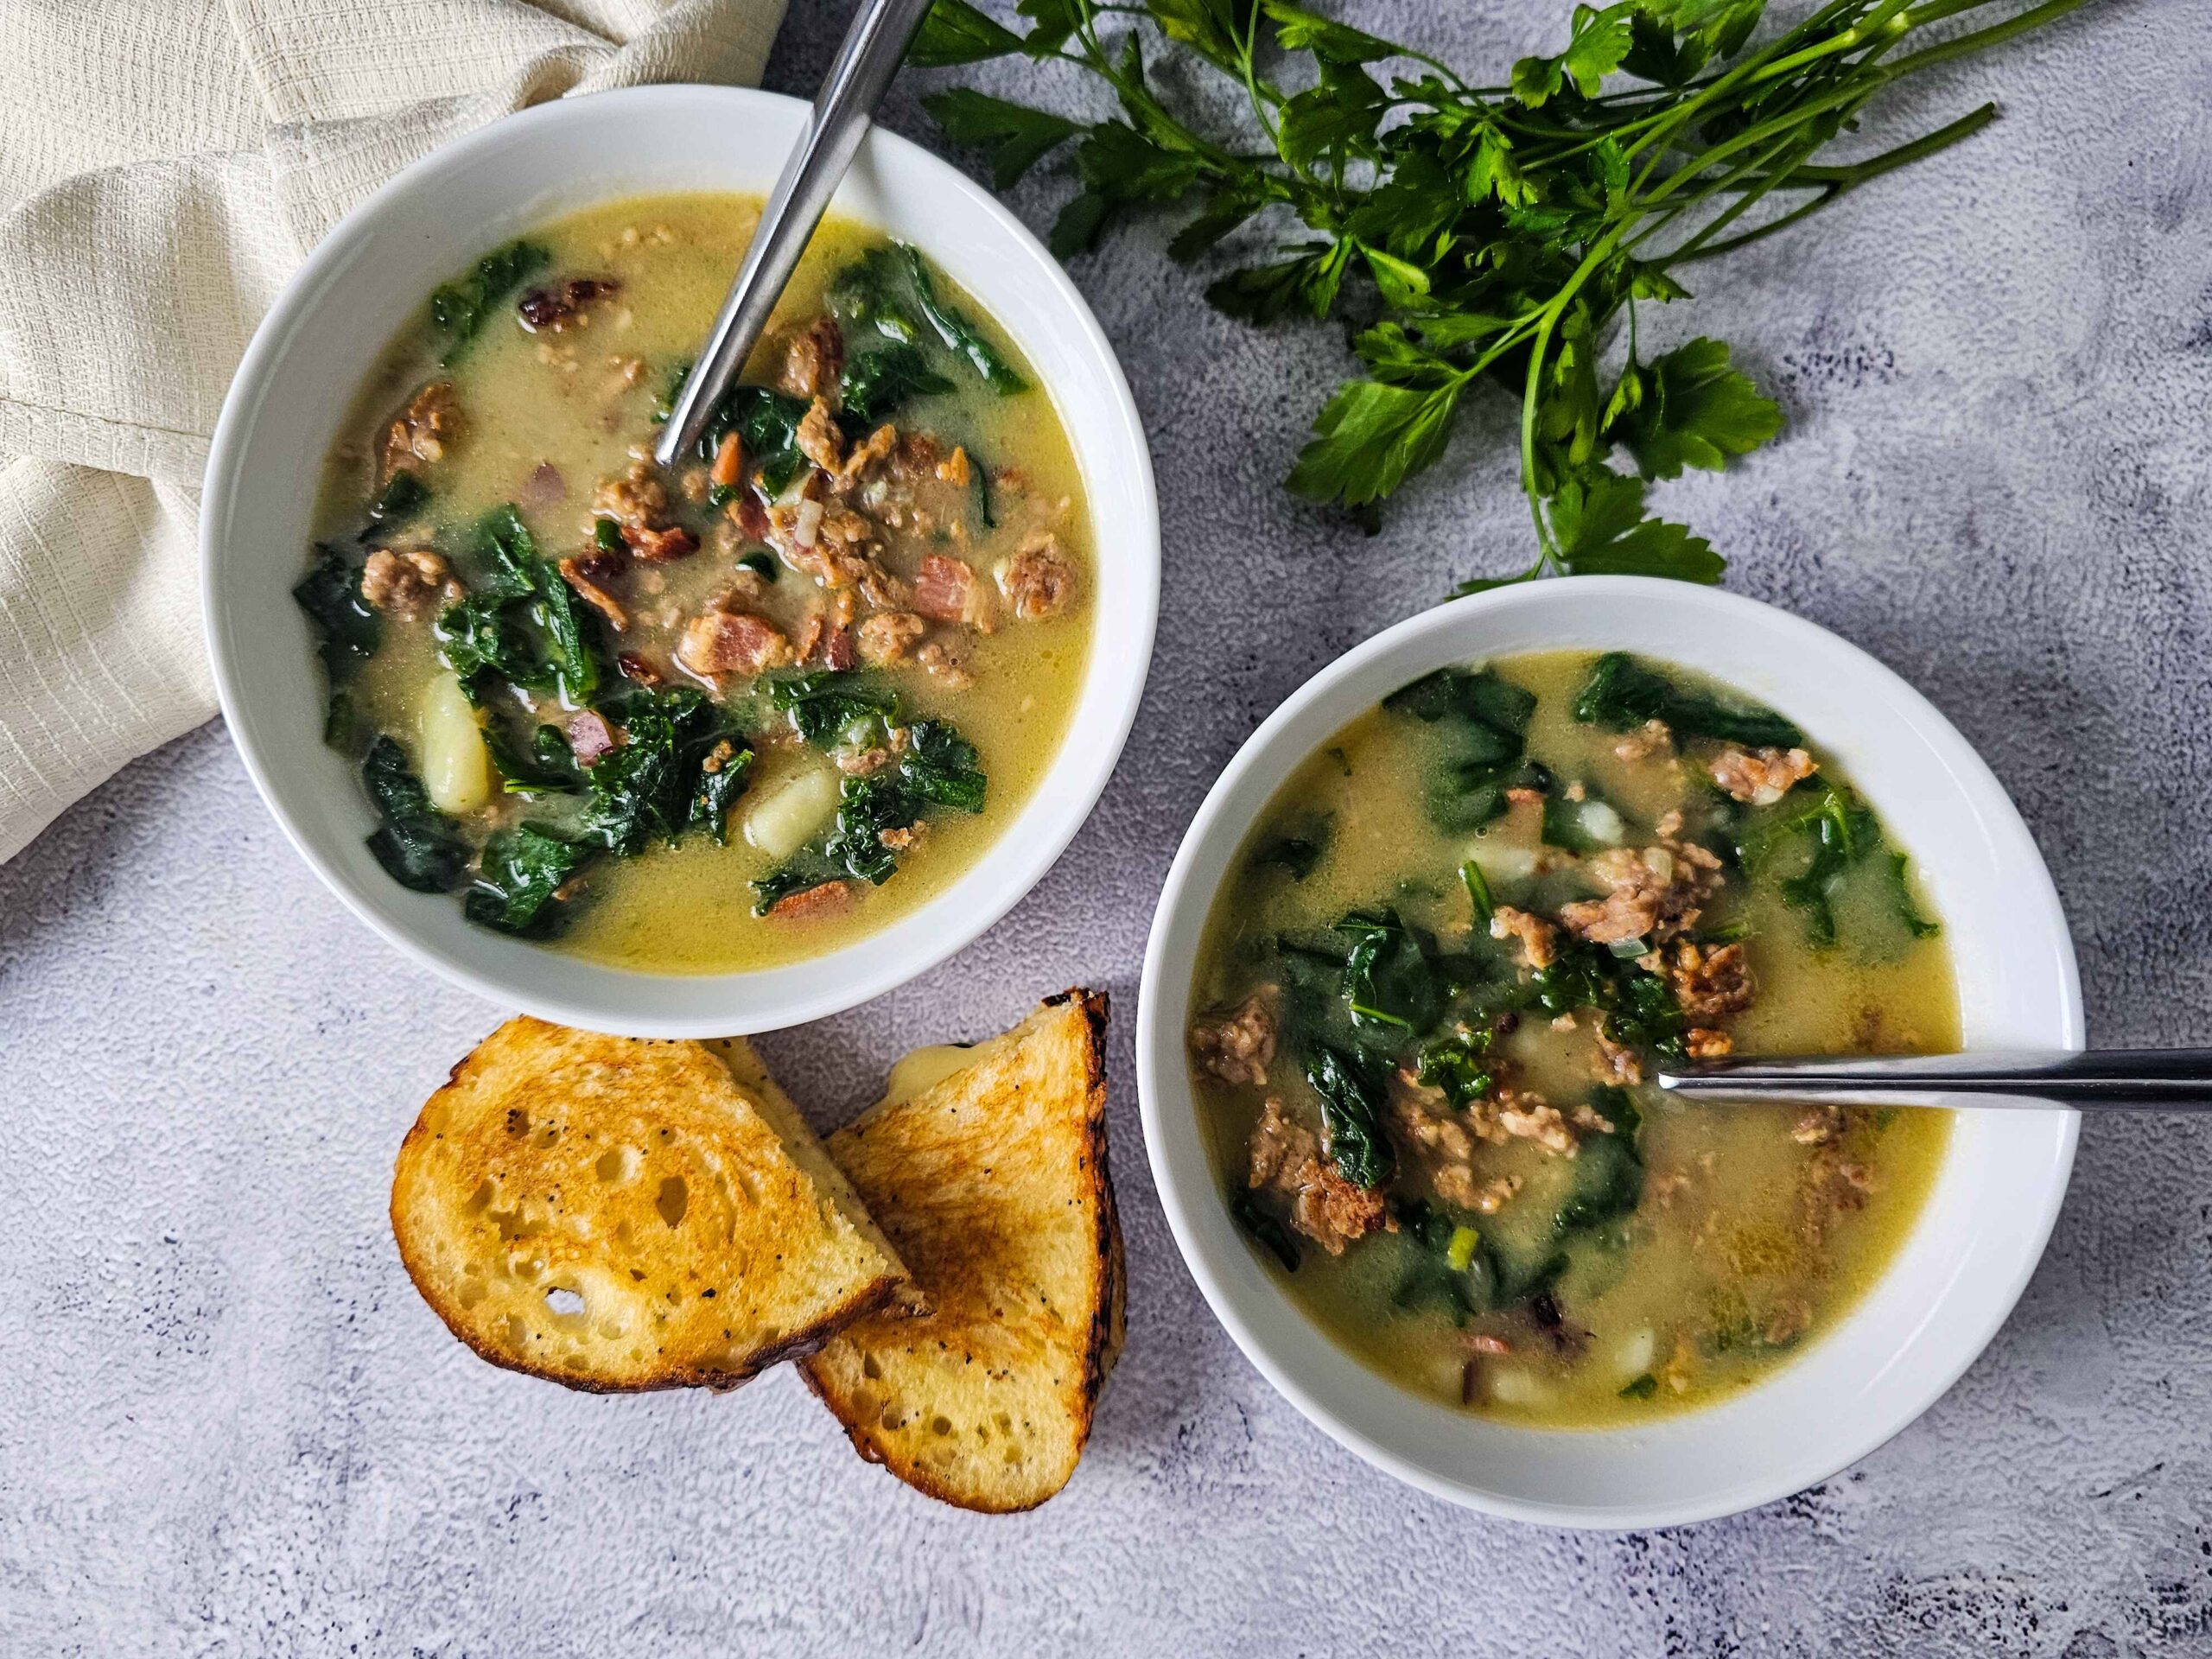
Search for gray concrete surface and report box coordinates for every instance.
[3,3,2209,1653]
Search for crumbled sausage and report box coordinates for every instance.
[615,651,663,687]
[856,611,927,667]
[517,276,619,332]
[359,548,459,617]
[935,445,972,487]
[592,459,668,529]
[1001,534,1077,620]
[781,315,844,402]
[1489,905,1558,971]
[816,505,874,550]
[1558,841,1723,948]
[915,642,973,689]
[1592,1022,1643,1085]
[380,381,461,480]
[836,423,899,489]
[1389,1094,1524,1212]
[1491,1088,1578,1155]
[796,395,843,473]
[1612,719,1674,762]
[1709,745,1817,805]
[780,538,910,612]
[677,610,791,677]
[1247,1096,1393,1256]
[1666,939,1753,1020]
[1190,993,1276,1087]
[1792,1105,1845,1146]
[1685,1027,1733,1060]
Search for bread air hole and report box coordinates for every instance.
[594,1146,639,1184]
[545,1286,585,1319]
[656,1175,690,1228]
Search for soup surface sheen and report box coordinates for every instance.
[303,193,1093,972]
[1186,650,1956,1427]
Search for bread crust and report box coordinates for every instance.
[392,1017,908,1394]
[800,988,1121,1512]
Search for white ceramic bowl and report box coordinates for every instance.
[1137,577,2080,1528]
[202,86,1159,1036]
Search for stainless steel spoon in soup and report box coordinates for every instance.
[657,0,937,467]
[1659,1050,2212,1109]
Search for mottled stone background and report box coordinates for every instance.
[3,3,2208,1654]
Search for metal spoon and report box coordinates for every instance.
[1656,1050,2212,1110]
[655,0,938,470]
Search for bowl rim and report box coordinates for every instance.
[1135,575,2082,1528]
[200,84,1160,1035]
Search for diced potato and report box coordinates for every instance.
[744,762,840,860]
[1580,800,1626,845]
[1466,841,1537,885]
[1483,1365,1551,1407]
[1606,1326,1657,1382]
[416,671,494,814]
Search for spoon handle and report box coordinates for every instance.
[655,0,937,468]
[1655,1049,2212,1110]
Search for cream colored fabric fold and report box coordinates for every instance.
[0,0,785,865]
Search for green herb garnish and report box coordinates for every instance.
[912,0,2083,581]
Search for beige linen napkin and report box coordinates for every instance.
[0,0,786,866]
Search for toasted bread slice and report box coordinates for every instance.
[392,1017,911,1392]
[802,989,1123,1512]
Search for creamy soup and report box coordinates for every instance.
[1187,651,1955,1427]
[296,194,1093,971]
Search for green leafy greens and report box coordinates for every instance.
[429,239,548,365]
[910,0,2084,582]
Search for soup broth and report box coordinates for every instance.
[1187,651,1956,1427]
[300,194,1093,971]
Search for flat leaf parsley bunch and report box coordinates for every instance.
[909,0,2084,587]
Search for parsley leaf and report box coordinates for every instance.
[919,88,1080,188]
[1545,469,1724,582]
[1611,337,1783,479]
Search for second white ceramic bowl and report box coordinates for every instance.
[202,86,1159,1036]
[1137,577,2080,1528]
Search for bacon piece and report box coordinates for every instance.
[781,315,845,402]
[557,553,629,631]
[567,709,617,766]
[677,610,791,678]
[620,522,698,563]
[732,489,772,542]
[767,880,852,922]
[913,554,979,625]
[856,611,927,667]
[516,277,619,332]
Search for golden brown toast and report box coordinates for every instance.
[391,1017,911,1392]
[802,990,1124,1511]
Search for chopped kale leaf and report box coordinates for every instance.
[466,823,588,937]
[429,240,549,365]
[360,737,470,893]
[1572,652,1802,749]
